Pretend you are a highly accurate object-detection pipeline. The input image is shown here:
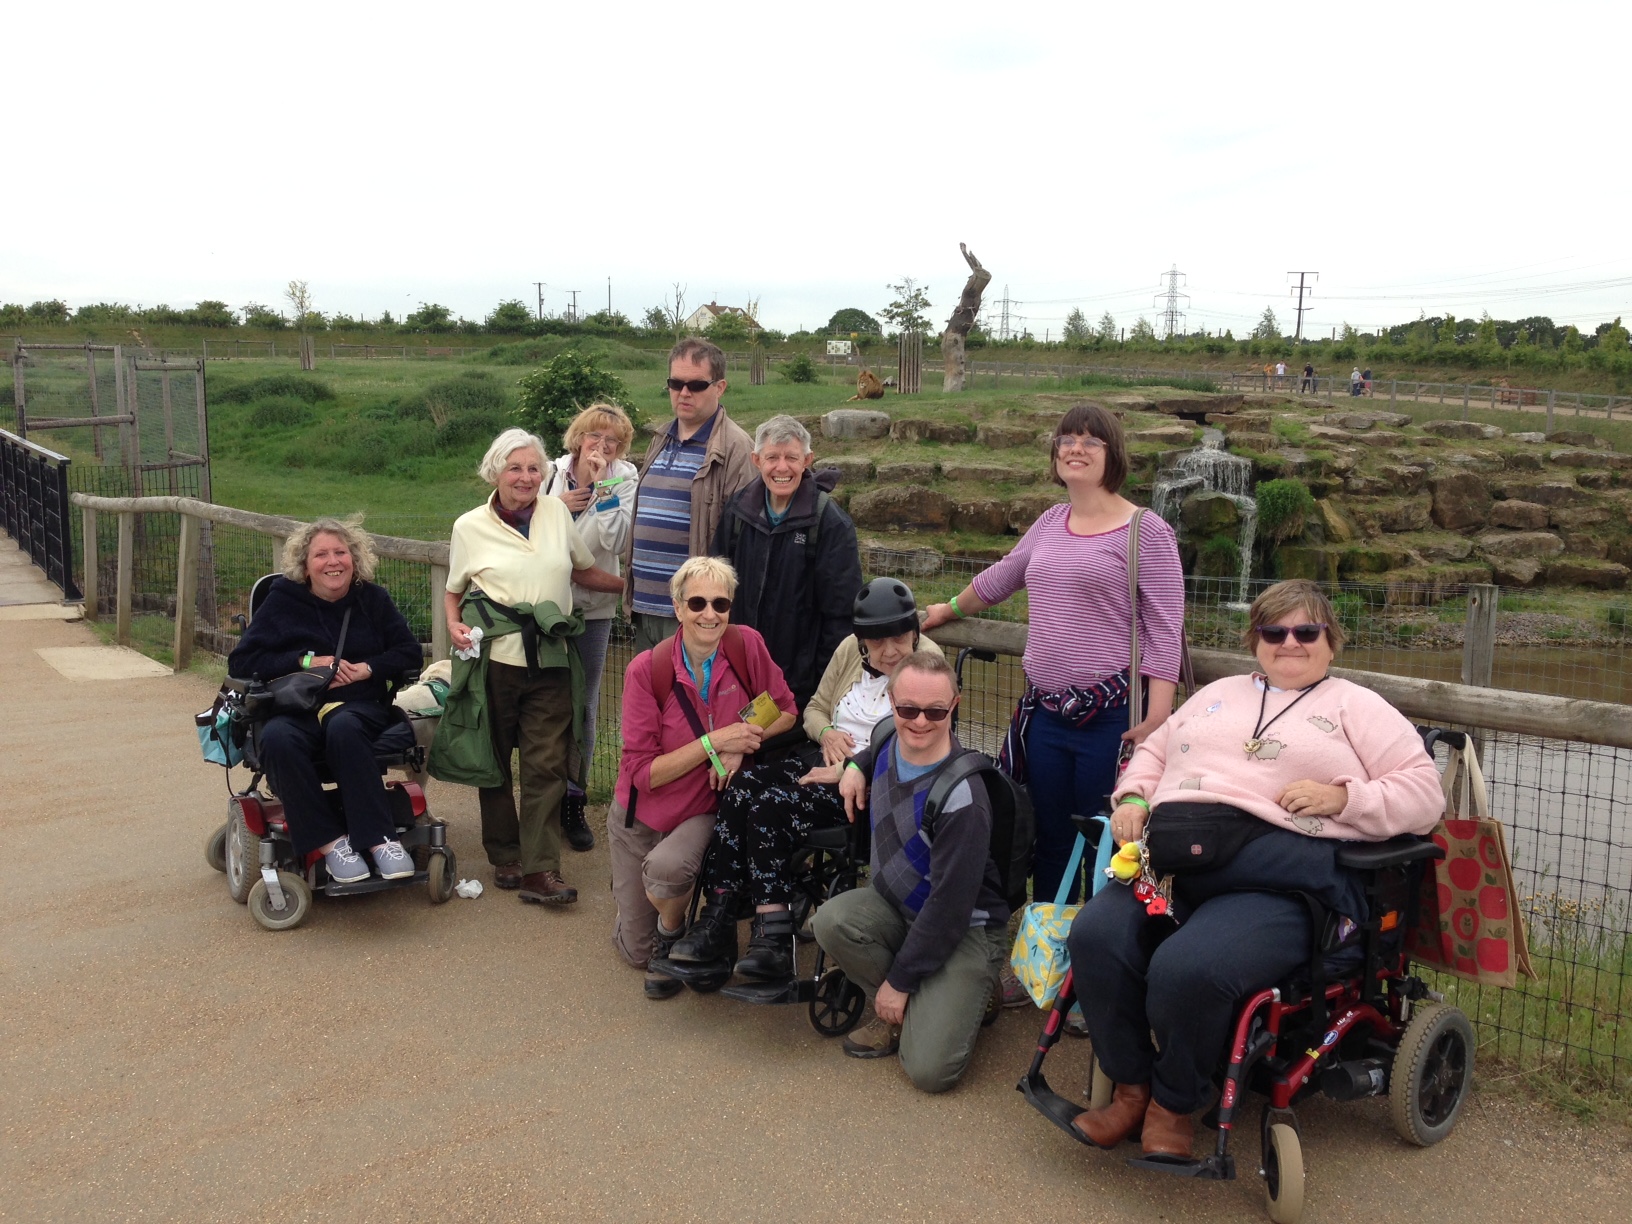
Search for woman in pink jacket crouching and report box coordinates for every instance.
[608,555,797,999]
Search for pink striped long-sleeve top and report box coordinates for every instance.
[971,504,1185,691]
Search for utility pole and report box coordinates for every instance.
[1287,271,1319,343]
[566,289,581,324]
[533,281,546,320]
[1154,265,1189,340]
[607,276,612,317]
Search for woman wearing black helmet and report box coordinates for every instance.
[662,578,944,983]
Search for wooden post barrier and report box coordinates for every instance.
[898,331,922,394]
[81,506,99,621]
[115,511,134,645]
[430,562,450,660]
[173,513,200,671]
[1461,583,1499,758]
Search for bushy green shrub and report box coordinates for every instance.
[249,396,314,428]
[1255,478,1316,543]
[214,374,335,405]
[514,352,631,456]
[781,353,820,384]
[1197,533,1244,578]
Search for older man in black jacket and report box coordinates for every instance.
[711,415,862,709]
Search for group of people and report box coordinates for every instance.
[227,337,1446,1132]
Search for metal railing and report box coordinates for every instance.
[1,428,80,599]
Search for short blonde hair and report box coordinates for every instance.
[282,515,377,585]
[1244,579,1347,653]
[564,403,635,459]
[477,428,548,485]
[670,555,739,603]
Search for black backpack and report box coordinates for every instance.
[866,721,1035,913]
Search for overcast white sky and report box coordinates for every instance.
[7,2,1629,337]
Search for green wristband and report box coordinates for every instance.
[700,733,728,778]
[302,651,314,669]
[950,594,965,619]
[1116,794,1150,812]
[844,760,863,774]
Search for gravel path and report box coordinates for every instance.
[3,615,1629,1223]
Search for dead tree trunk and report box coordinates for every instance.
[940,242,991,392]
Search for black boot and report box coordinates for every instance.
[560,790,594,852]
[733,910,795,981]
[668,891,738,965]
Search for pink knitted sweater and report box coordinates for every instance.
[1116,673,1444,841]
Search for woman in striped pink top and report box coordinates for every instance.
[923,403,1185,903]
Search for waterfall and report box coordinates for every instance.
[1149,428,1258,604]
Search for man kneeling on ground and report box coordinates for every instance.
[811,651,1009,1093]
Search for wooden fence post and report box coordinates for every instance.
[430,563,450,661]
[1546,389,1555,432]
[1461,583,1499,758]
[82,506,99,620]
[172,513,200,671]
[116,512,134,645]
[1389,379,1397,405]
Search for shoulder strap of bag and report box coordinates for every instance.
[1053,833,1089,907]
[806,490,828,565]
[333,607,352,663]
[1126,508,1144,732]
[720,624,756,695]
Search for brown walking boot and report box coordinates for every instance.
[493,862,523,889]
[1140,1099,1196,1159]
[1070,1081,1151,1149]
[842,1015,902,1059]
[518,870,578,905]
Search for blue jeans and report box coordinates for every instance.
[1025,704,1126,905]
[567,617,614,797]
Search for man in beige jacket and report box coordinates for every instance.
[624,337,754,653]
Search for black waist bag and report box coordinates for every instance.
[1147,801,1273,875]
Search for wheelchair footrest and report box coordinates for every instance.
[1018,1072,1098,1148]
[648,956,733,984]
[1126,1153,1235,1180]
[323,871,429,898]
[720,978,813,1006]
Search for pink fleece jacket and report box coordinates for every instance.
[614,626,796,833]
[1116,673,1444,841]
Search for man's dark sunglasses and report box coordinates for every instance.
[667,377,719,393]
[684,596,732,614]
[1257,623,1327,645]
[892,702,953,723]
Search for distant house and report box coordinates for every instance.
[682,301,761,333]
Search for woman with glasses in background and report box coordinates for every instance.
[923,402,1186,910]
[607,556,797,999]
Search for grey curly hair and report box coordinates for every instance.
[281,515,378,585]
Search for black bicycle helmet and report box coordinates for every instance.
[852,578,920,640]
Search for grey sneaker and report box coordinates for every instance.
[371,839,414,880]
[324,836,370,884]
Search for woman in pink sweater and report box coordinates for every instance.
[608,556,797,1000]
[1065,580,1443,1162]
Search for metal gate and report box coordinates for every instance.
[0,428,81,600]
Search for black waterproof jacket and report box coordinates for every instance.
[227,577,423,706]
[710,468,863,708]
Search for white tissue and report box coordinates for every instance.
[453,626,483,661]
[454,878,484,899]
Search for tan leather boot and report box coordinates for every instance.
[1070,1082,1151,1149]
[1140,1099,1196,1158]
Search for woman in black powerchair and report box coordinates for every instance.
[228,517,424,885]
[1063,580,1446,1161]
[661,578,943,985]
